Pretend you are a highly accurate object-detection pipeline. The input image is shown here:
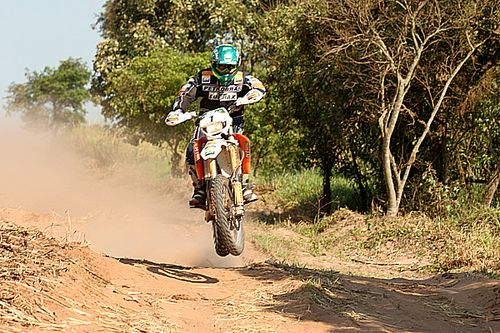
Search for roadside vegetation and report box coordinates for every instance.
[249,205,499,276]
[3,0,498,276]
[47,125,500,276]
[66,125,172,188]
[251,168,499,276]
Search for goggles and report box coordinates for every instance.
[216,63,237,74]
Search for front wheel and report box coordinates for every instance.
[211,175,244,256]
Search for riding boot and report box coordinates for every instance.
[188,165,206,207]
[242,174,257,204]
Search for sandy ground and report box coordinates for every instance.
[0,123,499,333]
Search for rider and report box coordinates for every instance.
[167,44,266,207]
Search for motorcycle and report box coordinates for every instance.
[166,101,254,257]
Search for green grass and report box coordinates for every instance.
[249,205,500,275]
[250,232,299,264]
[252,166,499,275]
[429,206,500,273]
[256,168,358,219]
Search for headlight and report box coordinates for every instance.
[204,121,224,135]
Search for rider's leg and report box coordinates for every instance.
[186,138,206,207]
[242,173,257,203]
[232,129,258,203]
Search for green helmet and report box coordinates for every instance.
[210,44,241,85]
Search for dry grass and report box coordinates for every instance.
[249,207,500,276]
[211,267,307,333]
[0,221,178,333]
[0,221,72,329]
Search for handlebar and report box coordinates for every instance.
[166,92,260,127]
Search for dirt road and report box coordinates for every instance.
[0,123,498,333]
[1,207,499,333]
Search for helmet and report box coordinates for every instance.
[210,44,241,85]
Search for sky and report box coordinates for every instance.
[0,0,105,122]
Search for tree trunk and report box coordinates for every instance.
[321,159,333,214]
[350,146,371,212]
[436,134,450,185]
[483,161,499,208]
[382,137,398,216]
[170,152,184,177]
[170,139,185,177]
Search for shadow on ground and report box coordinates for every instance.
[113,256,499,332]
[116,257,219,284]
[237,262,500,333]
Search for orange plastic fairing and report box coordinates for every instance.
[193,137,207,179]
[193,135,251,180]
[233,134,251,175]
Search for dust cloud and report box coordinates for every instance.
[0,119,245,267]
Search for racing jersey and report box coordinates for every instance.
[172,68,266,126]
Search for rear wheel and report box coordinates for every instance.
[211,175,244,256]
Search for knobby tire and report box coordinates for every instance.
[211,175,244,256]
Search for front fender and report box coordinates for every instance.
[201,139,227,160]
[201,139,235,179]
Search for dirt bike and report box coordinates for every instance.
[166,103,253,257]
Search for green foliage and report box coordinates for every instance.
[92,0,271,174]
[245,96,305,175]
[98,47,209,173]
[6,58,91,130]
[258,169,358,220]
[311,0,499,214]
[91,0,499,216]
[103,48,208,142]
[93,0,264,115]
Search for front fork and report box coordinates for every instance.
[228,145,244,208]
[204,145,244,222]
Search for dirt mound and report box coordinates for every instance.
[0,221,178,333]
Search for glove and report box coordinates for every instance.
[165,109,185,126]
[237,89,264,106]
[227,103,242,114]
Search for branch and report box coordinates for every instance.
[390,152,402,189]
[397,38,487,206]
[410,0,428,49]
[372,31,396,72]
[320,34,369,60]
[378,66,390,137]
[415,75,436,109]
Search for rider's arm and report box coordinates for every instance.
[241,74,266,104]
[172,72,202,112]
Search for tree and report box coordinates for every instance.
[102,48,209,174]
[314,0,498,216]
[250,2,377,213]
[5,58,91,130]
[91,0,273,174]
[456,70,500,207]
[92,0,263,121]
